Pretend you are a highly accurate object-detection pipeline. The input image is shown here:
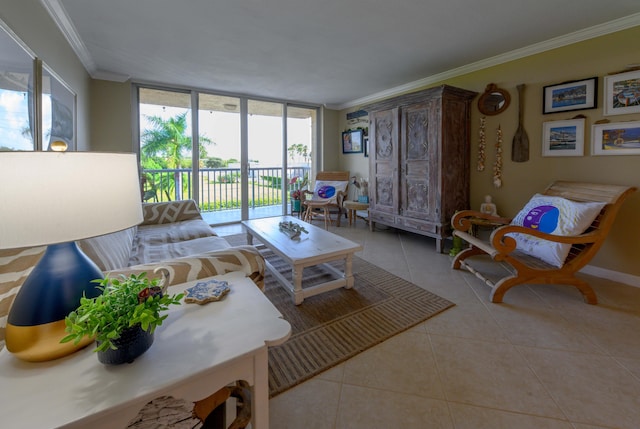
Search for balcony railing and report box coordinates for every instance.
[141,166,310,213]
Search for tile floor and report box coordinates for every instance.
[213,220,640,429]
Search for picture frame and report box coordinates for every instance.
[542,77,597,114]
[592,121,640,156]
[364,136,369,157]
[603,70,640,116]
[541,118,585,157]
[342,129,363,154]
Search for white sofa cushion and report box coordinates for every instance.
[77,227,137,271]
[128,235,231,267]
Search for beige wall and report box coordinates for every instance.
[0,0,92,150]
[339,26,640,277]
[89,80,133,152]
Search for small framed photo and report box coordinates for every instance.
[603,70,640,116]
[543,77,597,114]
[542,119,585,157]
[364,136,369,157]
[342,129,363,154]
[592,121,640,155]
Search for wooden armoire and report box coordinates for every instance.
[364,85,477,252]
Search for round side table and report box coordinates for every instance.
[343,201,369,227]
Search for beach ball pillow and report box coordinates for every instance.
[508,194,606,267]
[311,181,349,203]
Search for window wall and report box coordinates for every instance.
[136,85,318,224]
[0,23,77,152]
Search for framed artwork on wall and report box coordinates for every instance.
[541,118,585,157]
[542,77,597,114]
[364,136,369,157]
[592,121,640,155]
[342,129,363,154]
[603,70,640,116]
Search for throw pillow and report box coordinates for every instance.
[310,180,349,203]
[508,194,606,267]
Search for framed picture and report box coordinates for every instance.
[592,121,640,155]
[541,119,585,157]
[543,77,597,114]
[603,70,640,116]
[342,129,363,154]
[364,136,369,157]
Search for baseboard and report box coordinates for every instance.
[581,265,640,288]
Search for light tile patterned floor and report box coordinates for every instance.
[214,221,640,429]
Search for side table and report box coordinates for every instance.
[343,200,369,228]
[0,271,291,429]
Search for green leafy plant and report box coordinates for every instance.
[61,273,184,352]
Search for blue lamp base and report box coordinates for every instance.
[5,242,104,362]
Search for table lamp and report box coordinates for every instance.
[0,151,143,362]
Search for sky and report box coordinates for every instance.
[140,104,312,167]
[0,88,52,150]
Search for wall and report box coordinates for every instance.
[0,0,92,150]
[339,25,640,279]
[89,79,133,152]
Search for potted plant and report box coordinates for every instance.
[61,272,183,365]
[289,175,308,214]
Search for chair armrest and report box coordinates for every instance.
[337,190,348,206]
[141,200,203,225]
[451,210,511,232]
[489,224,601,256]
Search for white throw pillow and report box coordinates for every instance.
[310,180,348,203]
[508,194,606,267]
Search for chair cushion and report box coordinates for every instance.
[508,194,606,267]
[309,180,349,203]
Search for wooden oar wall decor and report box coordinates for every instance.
[512,84,530,162]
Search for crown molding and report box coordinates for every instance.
[332,13,640,111]
[40,0,97,74]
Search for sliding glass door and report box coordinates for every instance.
[138,88,194,203]
[247,100,284,220]
[198,93,242,223]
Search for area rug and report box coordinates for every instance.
[224,233,455,397]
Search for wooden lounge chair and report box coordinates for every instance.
[451,181,636,304]
[302,171,350,229]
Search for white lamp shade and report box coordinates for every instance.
[0,152,143,249]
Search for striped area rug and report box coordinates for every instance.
[223,234,455,397]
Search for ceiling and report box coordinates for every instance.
[46,0,640,110]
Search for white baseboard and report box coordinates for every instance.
[580,265,640,288]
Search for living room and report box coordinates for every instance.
[3,1,640,428]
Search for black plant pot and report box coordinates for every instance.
[97,325,154,365]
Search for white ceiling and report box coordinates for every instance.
[46,0,640,109]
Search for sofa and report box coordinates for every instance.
[0,200,264,350]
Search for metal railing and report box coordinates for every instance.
[141,166,310,212]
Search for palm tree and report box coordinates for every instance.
[140,112,211,200]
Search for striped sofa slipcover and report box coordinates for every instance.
[0,200,265,350]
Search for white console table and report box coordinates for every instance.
[0,271,291,429]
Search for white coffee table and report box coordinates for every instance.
[0,271,291,429]
[242,216,363,305]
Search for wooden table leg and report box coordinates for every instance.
[292,264,304,305]
[345,254,355,289]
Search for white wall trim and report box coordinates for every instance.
[40,0,97,74]
[333,13,640,111]
[581,265,640,288]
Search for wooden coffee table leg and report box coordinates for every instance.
[292,264,304,305]
[345,254,355,289]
